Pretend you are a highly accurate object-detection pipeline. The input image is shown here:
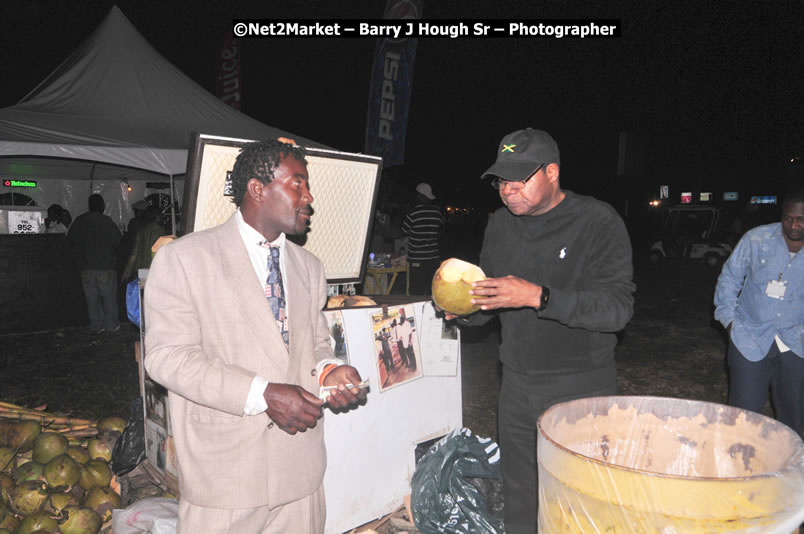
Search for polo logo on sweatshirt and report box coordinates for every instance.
[559,247,567,259]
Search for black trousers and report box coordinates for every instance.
[408,258,440,296]
[498,365,617,534]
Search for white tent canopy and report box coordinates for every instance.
[0,5,319,177]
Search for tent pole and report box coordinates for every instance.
[169,174,176,235]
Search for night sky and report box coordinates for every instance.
[1,0,801,210]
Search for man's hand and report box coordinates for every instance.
[263,383,324,435]
[432,303,459,321]
[322,365,367,410]
[470,276,542,311]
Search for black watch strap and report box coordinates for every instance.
[539,285,550,311]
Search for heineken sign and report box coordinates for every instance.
[3,179,38,188]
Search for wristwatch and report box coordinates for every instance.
[538,285,550,311]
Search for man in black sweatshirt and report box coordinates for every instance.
[447,128,635,533]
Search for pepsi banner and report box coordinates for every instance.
[363,0,423,167]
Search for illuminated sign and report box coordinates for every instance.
[700,192,711,202]
[723,192,738,201]
[3,179,37,188]
[659,185,669,199]
[680,192,692,204]
[750,195,776,205]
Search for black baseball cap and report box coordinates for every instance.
[481,128,560,181]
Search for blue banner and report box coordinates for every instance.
[364,0,423,167]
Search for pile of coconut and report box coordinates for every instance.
[0,401,127,534]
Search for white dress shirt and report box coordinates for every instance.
[235,210,340,415]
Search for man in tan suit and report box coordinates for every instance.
[144,139,366,533]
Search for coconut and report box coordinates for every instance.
[9,479,48,515]
[66,446,89,465]
[44,454,80,490]
[16,511,59,534]
[14,461,44,483]
[432,258,487,316]
[0,511,19,532]
[58,505,102,534]
[6,421,41,452]
[96,416,126,434]
[83,486,121,522]
[0,472,13,504]
[43,491,80,515]
[32,433,68,465]
[344,295,377,307]
[326,294,348,308]
[78,460,111,490]
[87,431,117,463]
[0,420,12,446]
[0,448,14,473]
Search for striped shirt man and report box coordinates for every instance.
[401,203,446,261]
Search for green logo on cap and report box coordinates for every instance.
[502,144,516,153]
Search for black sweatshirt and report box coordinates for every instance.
[469,190,635,377]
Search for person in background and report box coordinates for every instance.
[45,204,68,233]
[441,128,635,533]
[144,139,366,533]
[58,208,72,229]
[714,190,804,438]
[401,182,446,295]
[121,203,166,283]
[67,193,122,334]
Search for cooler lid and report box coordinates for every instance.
[182,133,383,284]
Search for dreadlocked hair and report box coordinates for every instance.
[230,139,307,206]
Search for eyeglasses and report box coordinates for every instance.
[490,164,546,191]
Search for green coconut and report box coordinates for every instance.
[32,433,69,465]
[432,258,487,316]
[0,511,19,532]
[96,417,126,434]
[9,479,49,515]
[86,438,112,463]
[0,472,13,504]
[0,420,12,446]
[66,446,89,465]
[58,505,102,534]
[6,421,41,452]
[44,454,80,490]
[43,491,80,515]
[78,460,111,491]
[14,461,44,483]
[83,486,121,522]
[0,448,14,473]
[16,511,59,534]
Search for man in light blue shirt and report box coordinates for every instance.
[714,190,804,437]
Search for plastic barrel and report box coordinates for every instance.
[537,396,804,533]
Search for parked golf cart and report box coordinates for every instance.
[648,205,742,267]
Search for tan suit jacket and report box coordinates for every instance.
[144,215,333,509]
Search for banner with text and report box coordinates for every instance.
[364,0,423,167]
[216,33,241,110]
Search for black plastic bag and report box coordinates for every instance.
[112,397,146,476]
[411,427,504,534]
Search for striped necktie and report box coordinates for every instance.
[263,244,289,348]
